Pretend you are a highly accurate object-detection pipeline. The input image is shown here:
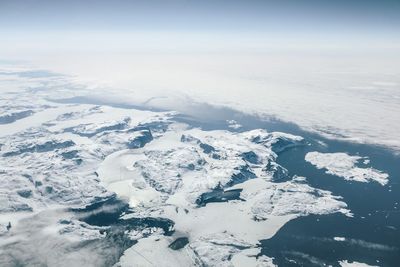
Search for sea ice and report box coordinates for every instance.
[305,152,389,185]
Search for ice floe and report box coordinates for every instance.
[339,260,379,267]
[305,152,389,185]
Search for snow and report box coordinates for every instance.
[339,260,379,267]
[118,234,200,267]
[0,71,176,215]
[227,120,242,130]
[0,67,367,266]
[305,152,389,185]
[231,248,276,267]
[98,126,350,265]
[0,81,180,265]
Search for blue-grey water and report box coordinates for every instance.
[263,141,399,267]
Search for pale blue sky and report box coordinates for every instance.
[1,0,399,34]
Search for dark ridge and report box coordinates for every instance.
[64,119,130,137]
[169,237,189,250]
[264,160,291,183]
[3,140,75,157]
[60,150,79,159]
[199,142,216,154]
[196,188,243,206]
[240,151,260,164]
[0,110,34,124]
[226,165,256,187]
[270,136,306,154]
[137,120,172,133]
[127,128,153,149]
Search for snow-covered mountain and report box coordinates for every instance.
[0,67,391,267]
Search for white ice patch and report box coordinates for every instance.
[305,152,389,185]
[339,260,379,267]
[231,248,276,267]
[118,234,200,267]
[226,119,242,130]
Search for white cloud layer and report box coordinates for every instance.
[3,32,397,152]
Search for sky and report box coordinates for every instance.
[1,0,400,32]
[1,0,400,53]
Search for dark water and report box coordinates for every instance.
[55,97,400,266]
[259,139,400,267]
[196,188,244,206]
[169,237,190,250]
[72,196,175,234]
[69,195,176,266]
